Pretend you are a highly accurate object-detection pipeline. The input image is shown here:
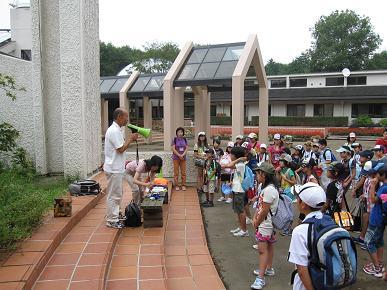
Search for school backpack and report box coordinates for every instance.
[270,194,294,230]
[124,200,142,227]
[323,148,337,162]
[238,165,255,192]
[378,184,387,226]
[303,214,357,290]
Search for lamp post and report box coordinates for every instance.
[342,68,351,87]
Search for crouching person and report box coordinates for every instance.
[251,162,279,290]
[125,155,163,206]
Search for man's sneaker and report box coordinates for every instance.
[246,217,253,225]
[218,196,226,202]
[225,197,233,203]
[233,229,249,237]
[230,227,241,234]
[252,244,258,250]
[363,263,383,278]
[106,221,124,229]
[353,236,365,246]
[203,201,214,208]
[251,276,265,289]
[264,268,275,276]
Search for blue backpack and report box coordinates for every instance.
[303,214,357,290]
[237,165,255,192]
[323,148,337,162]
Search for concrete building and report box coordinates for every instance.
[0,1,32,60]
[101,69,387,130]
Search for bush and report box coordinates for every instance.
[379,119,387,127]
[0,171,67,249]
[210,116,249,126]
[353,115,374,127]
[250,116,348,127]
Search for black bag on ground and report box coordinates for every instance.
[69,180,101,196]
[125,201,142,227]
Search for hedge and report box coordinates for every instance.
[250,116,348,127]
[210,116,249,126]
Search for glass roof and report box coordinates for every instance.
[175,42,245,85]
[129,74,164,93]
[100,76,129,95]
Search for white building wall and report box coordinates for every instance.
[307,76,325,88]
[305,104,314,116]
[10,7,32,58]
[0,54,35,161]
[271,103,286,116]
[246,103,259,120]
[366,74,387,86]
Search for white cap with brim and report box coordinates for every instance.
[241,142,249,148]
[336,146,352,154]
[349,132,356,138]
[292,183,326,208]
[227,141,234,147]
[260,143,267,149]
[248,133,257,139]
[273,133,281,140]
[198,132,206,137]
[236,135,243,140]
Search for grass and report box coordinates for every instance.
[0,170,68,250]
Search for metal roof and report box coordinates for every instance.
[173,42,246,87]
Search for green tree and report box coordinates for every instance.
[287,52,311,74]
[309,10,382,72]
[264,59,288,75]
[366,50,387,70]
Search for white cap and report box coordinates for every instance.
[260,143,267,149]
[280,153,292,163]
[363,160,373,171]
[198,131,206,137]
[292,183,326,208]
[336,145,352,154]
[349,132,356,138]
[236,135,243,140]
[273,133,281,140]
[295,144,303,151]
[241,142,249,148]
[372,144,384,151]
[248,133,257,139]
[227,141,234,147]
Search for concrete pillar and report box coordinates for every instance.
[143,96,152,144]
[174,87,185,128]
[258,87,269,145]
[163,80,175,151]
[232,76,244,140]
[120,72,139,137]
[31,0,101,177]
[194,86,211,137]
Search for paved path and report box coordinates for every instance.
[201,192,387,290]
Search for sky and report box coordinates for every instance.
[1,0,387,63]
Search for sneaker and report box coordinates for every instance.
[265,268,275,276]
[218,196,226,202]
[230,227,241,234]
[363,263,383,278]
[246,217,253,225]
[203,201,214,208]
[118,212,126,221]
[175,186,180,191]
[106,221,124,229]
[251,276,265,289]
[353,236,365,246]
[181,186,186,191]
[201,200,210,206]
[361,243,368,251]
[281,229,292,236]
[252,244,258,250]
[233,229,249,237]
[225,198,233,203]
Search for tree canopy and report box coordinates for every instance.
[100,41,180,76]
[265,10,384,75]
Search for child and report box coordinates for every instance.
[223,146,249,237]
[302,141,313,162]
[213,137,224,193]
[251,162,279,290]
[268,133,285,169]
[299,159,319,185]
[318,138,333,191]
[125,155,163,206]
[247,132,260,153]
[258,144,270,165]
[194,132,209,193]
[218,142,234,203]
[171,127,188,191]
[277,154,296,236]
[288,183,327,290]
[292,145,304,165]
[202,148,220,207]
[336,145,356,192]
[322,162,346,218]
[235,135,244,147]
[363,164,386,278]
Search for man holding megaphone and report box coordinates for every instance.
[104,108,138,229]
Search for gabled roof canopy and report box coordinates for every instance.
[173,42,246,87]
[100,75,129,97]
[128,73,165,97]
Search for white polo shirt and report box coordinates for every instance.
[288,210,323,290]
[103,121,125,173]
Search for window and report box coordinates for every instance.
[287,104,305,117]
[269,105,271,117]
[314,104,333,116]
[352,103,387,118]
[211,105,217,117]
[347,76,366,86]
[326,77,344,86]
[289,78,307,87]
[270,78,286,88]
[184,105,194,119]
[21,49,31,61]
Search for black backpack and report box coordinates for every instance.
[124,201,142,227]
[69,180,101,196]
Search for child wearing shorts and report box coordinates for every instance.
[251,162,279,290]
[202,148,220,208]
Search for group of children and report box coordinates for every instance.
[171,127,387,289]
